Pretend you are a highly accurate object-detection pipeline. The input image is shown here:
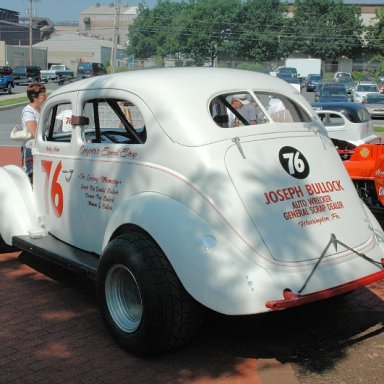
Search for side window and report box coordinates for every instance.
[317,112,345,127]
[82,98,146,144]
[210,91,311,127]
[254,92,311,123]
[210,92,268,128]
[43,102,73,142]
[357,108,372,123]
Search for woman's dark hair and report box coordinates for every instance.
[26,83,46,102]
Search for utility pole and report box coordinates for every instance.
[27,0,40,65]
[110,0,121,73]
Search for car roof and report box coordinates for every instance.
[51,67,313,146]
[311,102,368,123]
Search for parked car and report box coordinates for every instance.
[41,64,74,83]
[376,76,384,94]
[314,80,336,101]
[333,72,353,82]
[337,77,357,94]
[0,65,14,94]
[312,101,384,220]
[343,144,384,218]
[363,92,384,119]
[12,65,41,85]
[276,72,302,92]
[317,84,349,103]
[77,62,107,78]
[1,68,384,357]
[351,82,380,103]
[305,74,322,92]
[273,66,298,78]
[311,101,379,150]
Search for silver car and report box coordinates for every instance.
[351,82,380,103]
[363,92,384,118]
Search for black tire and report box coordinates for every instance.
[96,232,204,356]
[0,234,17,253]
[7,83,12,94]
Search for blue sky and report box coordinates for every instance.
[0,1,158,22]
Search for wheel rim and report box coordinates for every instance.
[105,264,143,333]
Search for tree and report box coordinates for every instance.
[234,0,289,62]
[289,0,364,60]
[174,0,241,66]
[365,7,384,51]
[127,1,186,60]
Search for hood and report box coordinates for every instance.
[225,132,372,263]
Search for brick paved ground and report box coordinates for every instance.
[0,250,300,384]
[0,146,383,384]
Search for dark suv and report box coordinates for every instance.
[0,66,14,94]
[13,65,41,85]
[77,62,107,78]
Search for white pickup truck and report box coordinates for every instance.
[1,68,384,356]
[40,64,74,83]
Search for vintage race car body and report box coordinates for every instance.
[312,102,380,147]
[1,68,383,355]
[342,144,384,218]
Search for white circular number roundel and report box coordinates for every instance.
[279,146,310,179]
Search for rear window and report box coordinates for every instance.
[78,63,91,71]
[0,67,12,76]
[210,91,311,127]
[357,107,372,123]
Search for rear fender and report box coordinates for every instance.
[0,165,41,245]
[102,192,276,314]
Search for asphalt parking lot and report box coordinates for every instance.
[0,146,383,384]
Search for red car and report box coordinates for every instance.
[343,143,384,218]
[377,79,384,94]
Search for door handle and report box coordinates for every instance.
[62,169,74,182]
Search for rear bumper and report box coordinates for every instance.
[265,266,384,310]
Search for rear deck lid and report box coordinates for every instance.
[225,133,372,263]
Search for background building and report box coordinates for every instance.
[79,3,138,47]
[33,33,127,71]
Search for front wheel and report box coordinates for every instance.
[7,83,12,94]
[96,232,204,356]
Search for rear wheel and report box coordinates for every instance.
[96,232,204,356]
[6,83,12,94]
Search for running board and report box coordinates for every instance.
[13,234,99,280]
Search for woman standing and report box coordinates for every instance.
[21,83,47,181]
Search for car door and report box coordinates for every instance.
[33,97,90,249]
[70,89,149,254]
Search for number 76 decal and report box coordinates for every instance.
[279,146,310,179]
[41,160,64,217]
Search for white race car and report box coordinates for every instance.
[1,68,383,356]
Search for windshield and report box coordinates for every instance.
[321,88,347,97]
[366,95,384,104]
[357,85,378,92]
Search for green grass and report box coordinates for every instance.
[374,127,384,133]
[0,96,28,107]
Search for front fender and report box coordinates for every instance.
[103,192,276,315]
[0,165,41,245]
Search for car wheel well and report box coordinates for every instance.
[111,223,152,243]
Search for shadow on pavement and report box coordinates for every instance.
[16,251,384,379]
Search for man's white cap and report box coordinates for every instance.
[232,94,250,105]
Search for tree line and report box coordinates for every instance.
[127,0,384,72]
